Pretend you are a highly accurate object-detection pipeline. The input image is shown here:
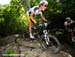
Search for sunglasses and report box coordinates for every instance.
[44,5,48,7]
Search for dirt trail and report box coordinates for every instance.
[0,37,73,57]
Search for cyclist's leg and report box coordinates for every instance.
[71,31,73,37]
[70,25,75,37]
[67,30,72,42]
[72,28,75,42]
[28,18,35,39]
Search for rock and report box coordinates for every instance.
[0,35,73,57]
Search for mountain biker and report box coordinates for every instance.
[27,1,48,39]
[64,17,75,42]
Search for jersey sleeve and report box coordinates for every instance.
[39,11,42,15]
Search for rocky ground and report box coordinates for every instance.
[0,34,74,57]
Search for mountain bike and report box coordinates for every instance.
[29,22,61,53]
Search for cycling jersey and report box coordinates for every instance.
[27,6,42,16]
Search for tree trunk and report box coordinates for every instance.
[24,0,30,12]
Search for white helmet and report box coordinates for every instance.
[40,0,48,5]
[66,17,71,20]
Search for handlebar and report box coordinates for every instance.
[39,21,51,27]
[33,21,51,29]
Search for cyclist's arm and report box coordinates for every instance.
[30,11,37,24]
[40,14,48,22]
[64,22,69,31]
[72,20,75,23]
[64,22,72,32]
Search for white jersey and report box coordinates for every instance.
[27,6,42,16]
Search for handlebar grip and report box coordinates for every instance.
[44,23,48,27]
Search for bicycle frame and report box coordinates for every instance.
[32,22,50,45]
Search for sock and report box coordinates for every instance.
[30,33,32,36]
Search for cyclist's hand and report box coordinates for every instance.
[34,21,37,24]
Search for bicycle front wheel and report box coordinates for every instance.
[40,34,61,53]
[48,35,61,53]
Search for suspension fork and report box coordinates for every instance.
[43,30,50,45]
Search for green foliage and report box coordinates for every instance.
[30,0,40,7]
[62,0,75,15]
[44,0,62,18]
[3,49,16,57]
[0,0,28,37]
[0,0,75,37]
[3,49,16,54]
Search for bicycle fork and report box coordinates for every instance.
[43,30,50,45]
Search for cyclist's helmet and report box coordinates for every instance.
[40,0,48,6]
[66,17,71,21]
